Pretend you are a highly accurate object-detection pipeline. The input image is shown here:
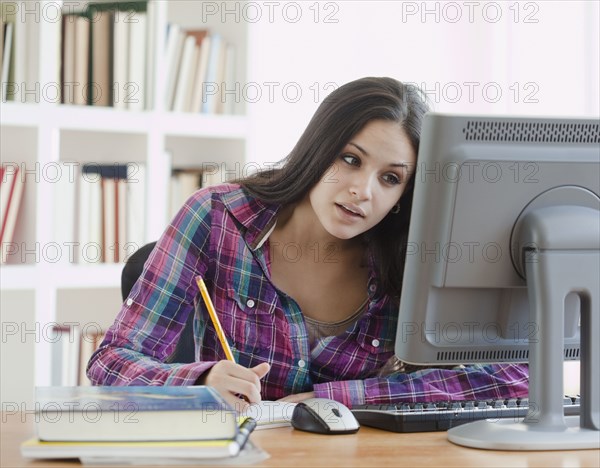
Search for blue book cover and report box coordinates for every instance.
[35,386,238,442]
[36,386,232,412]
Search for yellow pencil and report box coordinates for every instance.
[195,276,235,362]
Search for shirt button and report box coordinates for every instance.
[126,298,133,306]
[372,339,380,347]
[369,284,377,293]
[298,359,306,368]
[246,299,255,308]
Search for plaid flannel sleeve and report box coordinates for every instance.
[313,363,529,408]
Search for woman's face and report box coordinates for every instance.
[309,120,416,240]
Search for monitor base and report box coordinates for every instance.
[448,416,600,451]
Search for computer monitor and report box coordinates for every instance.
[396,113,599,450]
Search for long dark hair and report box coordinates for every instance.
[240,77,430,300]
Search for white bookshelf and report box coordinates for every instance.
[0,0,253,399]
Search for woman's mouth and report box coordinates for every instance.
[335,203,365,219]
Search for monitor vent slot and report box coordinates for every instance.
[462,120,600,143]
[565,348,580,359]
[436,348,580,362]
[436,349,529,362]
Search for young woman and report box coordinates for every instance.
[88,77,528,410]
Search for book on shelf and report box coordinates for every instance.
[61,13,91,105]
[112,6,129,109]
[54,166,77,251]
[47,321,105,387]
[78,327,106,386]
[34,386,239,442]
[127,9,147,111]
[173,29,209,113]
[89,8,113,106]
[1,1,37,103]
[0,13,4,68]
[164,22,184,111]
[1,6,13,102]
[74,15,90,106]
[201,33,222,114]
[0,164,25,263]
[190,34,212,113]
[49,325,81,387]
[145,1,156,109]
[1,22,12,101]
[221,43,237,115]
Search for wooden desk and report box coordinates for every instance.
[2,412,599,467]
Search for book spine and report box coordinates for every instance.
[0,166,24,263]
[127,11,146,111]
[113,11,129,109]
[172,34,197,113]
[73,15,90,106]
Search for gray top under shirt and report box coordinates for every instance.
[304,297,369,347]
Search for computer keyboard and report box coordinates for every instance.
[351,396,581,433]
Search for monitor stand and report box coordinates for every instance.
[448,190,599,450]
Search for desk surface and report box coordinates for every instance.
[2,412,599,467]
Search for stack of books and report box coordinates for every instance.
[21,386,266,464]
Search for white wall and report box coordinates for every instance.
[244,0,599,165]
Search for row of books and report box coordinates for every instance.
[165,25,236,114]
[55,163,146,264]
[0,164,25,263]
[21,386,267,463]
[1,161,229,264]
[61,1,152,109]
[2,0,238,112]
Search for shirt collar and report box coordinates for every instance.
[220,184,280,251]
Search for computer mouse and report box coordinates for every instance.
[291,398,360,434]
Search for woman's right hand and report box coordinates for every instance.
[199,360,271,411]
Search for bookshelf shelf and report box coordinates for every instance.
[0,263,122,289]
[0,0,254,399]
[160,113,250,138]
[52,264,124,288]
[0,264,37,289]
[0,105,250,137]
[0,102,43,126]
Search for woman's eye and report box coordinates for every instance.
[383,173,401,185]
[341,154,360,166]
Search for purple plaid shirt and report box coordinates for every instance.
[88,184,528,407]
